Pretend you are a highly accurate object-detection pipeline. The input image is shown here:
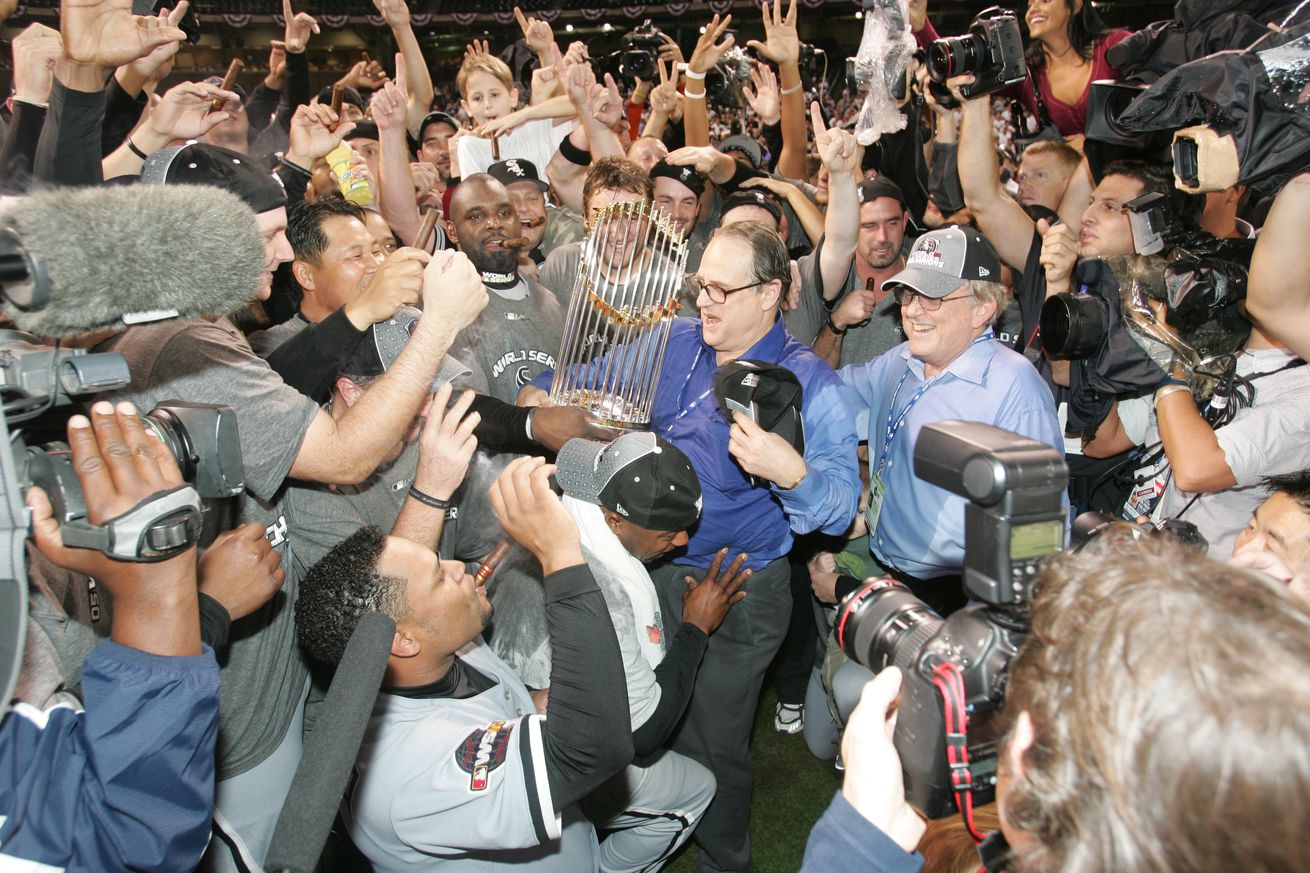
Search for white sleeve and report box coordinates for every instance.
[1216,385,1310,485]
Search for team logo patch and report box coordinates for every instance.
[455,720,514,791]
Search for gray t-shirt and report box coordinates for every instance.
[248,313,310,356]
[453,277,565,405]
[102,317,320,778]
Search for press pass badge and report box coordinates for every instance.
[866,469,887,534]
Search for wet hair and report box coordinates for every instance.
[1263,470,1310,515]
[1001,537,1310,873]
[287,198,367,265]
[583,157,654,215]
[295,525,409,664]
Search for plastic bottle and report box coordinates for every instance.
[326,141,374,206]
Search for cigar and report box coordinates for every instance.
[475,539,512,591]
[415,208,442,252]
[362,50,373,65]
[211,58,244,113]
[329,83,345,121]
[496,236,530,249]
[491,135,501,161]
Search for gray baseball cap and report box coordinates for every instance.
[885,226,1001,299]
[720,135,763,170]
[342,305,471,388]
[555,432,702,532]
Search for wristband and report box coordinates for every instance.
[408,485,451,510]
[1157,377,1188,389]
[557,136,592,167]
[525,407,536,442]
[127,138,150,161]
[684,68,707,81]
[1154,384,1190,402]
[779,83,802,95]
[825,316,847,336]
[684,90,706,101]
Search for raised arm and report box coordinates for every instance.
[683,14,734,148]
[374,0,434,137]
[747,0,807,180]
[373,57,424,246]
[813,101,860,298]
[1246,172,1310,360]
[956,85,1035,271]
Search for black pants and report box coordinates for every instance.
[650,556,792,873]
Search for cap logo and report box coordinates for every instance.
[505,159,526,177]
[740,374,760,388]
[615,501,629,517]
[977,266,990,277]
[908,237,944,269]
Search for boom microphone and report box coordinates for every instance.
[0,185,267,338]
[264,611,396,873]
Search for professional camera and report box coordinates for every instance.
[1071,510,1208,550]
[926,7,1027,101]
[1,332,245,521]
[834,421,1067,817]
[706,45,755,108]
[612,20,664,83]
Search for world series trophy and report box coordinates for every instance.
[550,199,691,430]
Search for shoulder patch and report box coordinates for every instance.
[455,720,514,791]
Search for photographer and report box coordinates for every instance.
[802,538,1310,872]
[1246,172,1310,361]
[3,403,220,871]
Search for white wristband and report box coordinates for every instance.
[779,83,802,95]
[684,90,706,100]
[684,68,707,81]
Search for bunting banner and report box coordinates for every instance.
[622,5,647,18]
[320,14,349,28]
[492,9,515,24]
[579,7,606,20]
[535,8,560,21]
[411,12,434,25]
[450,11,478,25]
[366,13,387,27]
[665,2,691,15]
[222,13,252,28]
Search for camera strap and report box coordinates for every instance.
[59,484,201,563]
[932,660,990,844]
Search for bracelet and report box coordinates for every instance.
[1157,377,1188,388]
[557,135,592,167]
[408,485,451,510]
[780,465,808,491]
[1154,384,1190,402]
[525,408,536,442]
[684,90,706,101]
[684,68,707,81]
[825,316,847,336]
[779,83,803,95]
[126,138,149,161]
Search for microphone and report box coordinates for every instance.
[0,185,267,338]
[264,611,396,873]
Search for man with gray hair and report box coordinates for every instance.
[832,226,1063,616]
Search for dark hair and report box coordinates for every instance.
[1002,537,1310,873]
[583,157,653,215]
[1263,470,1310,514]
[1024,0,1112,68]
[316,83,365,109]
[287,198,367,265]
[295,525,409,664]
[1100,160,1204,229]
[708,220,791,303]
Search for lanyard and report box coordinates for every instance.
[875,334,994,476]
[663,344,715,435]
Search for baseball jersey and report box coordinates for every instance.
[345,639,599,872]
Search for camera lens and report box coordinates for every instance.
[927,34,980,83]
[141,408,198,483]
[1039,292,1108,359]
[835,580,943,674]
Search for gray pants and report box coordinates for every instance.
[650,556,792,873]
[585,749,717,873]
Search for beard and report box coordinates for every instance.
[464,240,520,275]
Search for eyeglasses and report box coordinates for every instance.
[686,274,761,304]
[892,287,974,311]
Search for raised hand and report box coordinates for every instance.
[414,383,480,500]
[340,58,388,91]
[372,0,411,29]
[688,13,734,75]
[61,0,185,70]
[742,61,780,125]
[142,80,241,143]
[746,0,800,67]
[681,548,750,635]
[199,522,286,622]
[286,103,355,168]
[589,72,624,128]
[369,53,409,132]
[266,39,287,86]
[346,247,428,329]
[514,6,555,57]
[656,32,684,68]
[422,249,488,331]
[282,0,319,53]
[12,23,63,105]
[813,100,859,178]
[125,2,187,84]
[464,38,491,61]
[487,456,582,575]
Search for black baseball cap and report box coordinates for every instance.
[720,190,784,227]
[488,158,549,193]
[420,111,460,136]
[142,143,286,215]
[555,432,702,532]
[345,121,380,143]
[885,226,1001,299]
[714,360,805,454]
[857,177,907,209]
[649,160,707,197]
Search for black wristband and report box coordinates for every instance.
[408,485,451,510]
[198,592,233,650]
[126,138,149,161]
[557,136,592,167]
[825,316,847,336]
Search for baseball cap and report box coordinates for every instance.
[555,432,703,532]
[856,177,907,209]
[714,361,805,455]
[420,111,460,136]
[720,190,784,227]
[316,84,365,111]
[342,305,471,387]
[719,134,763,170]
[345,121,380,143]
[142,142,286,215]
[488,158,549,193]
[203,76,249,104]
[884,226,1001,299]
[649,160,707,197]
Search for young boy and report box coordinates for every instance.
[455,54,573,178]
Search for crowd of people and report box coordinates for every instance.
[3,0,1310,871]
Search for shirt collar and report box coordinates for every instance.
[698,313,788,364]
[902,329,996,385]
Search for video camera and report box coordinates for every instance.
[834,421,1067,816]
[926,7,1027,104]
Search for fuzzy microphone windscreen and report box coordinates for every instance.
[0,185,268,337]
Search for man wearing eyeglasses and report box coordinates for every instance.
[838,226,1064,616]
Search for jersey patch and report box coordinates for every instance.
[455,720,514,791]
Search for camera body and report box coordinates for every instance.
[619,21,664,83]
[706,45,755,108]
[835,421,1067,817]
[927,7,1027,101]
